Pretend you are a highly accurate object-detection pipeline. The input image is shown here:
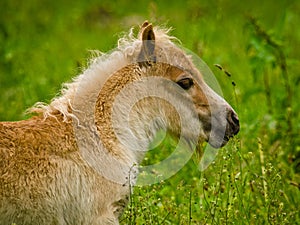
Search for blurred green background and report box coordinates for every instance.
[0,0,299,224]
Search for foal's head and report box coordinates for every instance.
[136,22,240,148]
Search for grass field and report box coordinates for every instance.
[1,0,300,224]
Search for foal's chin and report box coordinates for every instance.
[205,131,230,149]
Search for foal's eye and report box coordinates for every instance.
[176,78,194,90]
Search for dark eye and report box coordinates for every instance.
[176,78,194,90]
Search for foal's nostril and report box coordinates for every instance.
[231,112,239,127]
[227,110,240,135]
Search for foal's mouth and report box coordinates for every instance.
[206,129,229,148]
[202,108,240,148]
[204,121,240,148]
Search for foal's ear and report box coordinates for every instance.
[138,21,156,67]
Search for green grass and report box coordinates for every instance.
[1,0,300,224]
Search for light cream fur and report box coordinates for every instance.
[0,22,238,224]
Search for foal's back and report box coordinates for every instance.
[0,116,73,223]
[0,115,125,224]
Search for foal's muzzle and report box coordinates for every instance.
[206,107,240,148]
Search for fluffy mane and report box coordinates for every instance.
[30,25,176,122]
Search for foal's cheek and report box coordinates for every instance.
[190,87,209,109]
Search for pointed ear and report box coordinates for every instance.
[138,21,156,67]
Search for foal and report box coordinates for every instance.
[0,22,239,224]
